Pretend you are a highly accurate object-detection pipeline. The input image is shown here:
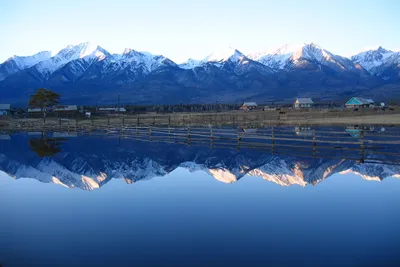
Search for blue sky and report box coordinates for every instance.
[1,0,399,63]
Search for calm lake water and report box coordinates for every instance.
[0,127,399,267]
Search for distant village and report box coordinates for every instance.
[0,97,392,118]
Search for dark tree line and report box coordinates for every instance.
[83,103,242,114]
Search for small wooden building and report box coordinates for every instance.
[0,104,11,115]
[240,102,258,111]
[293,98,314,109]
[345,97,375,109]
[98,107,127,113]
[27,108,42,113]
[54,105,78,112]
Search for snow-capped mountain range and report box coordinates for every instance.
[2,154,399,191]
[0,41,399,105]
[0,51,51,81]
[247,43,368,74]
[2,41,398,81]
[351,46,400,76]
[33,42,111,79]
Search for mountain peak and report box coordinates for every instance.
[33,42,110,78]
[351,46,396,73]
[0,50,53,81]
[4,51,52,67]
[204,47,244,63]
[356,46,393,55]
[123,48,134,54]
[53,42,108,59]
[179,58,202,69]
[77,42,102,58]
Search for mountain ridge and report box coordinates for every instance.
[0,42,399,105]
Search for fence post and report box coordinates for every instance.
[237,128,241,151]
[360,129,365,163]
[187,127,190,145]
[312,130,316,157]
[149,126,152,141]
[271,126,275,154]
[210,127,213,148]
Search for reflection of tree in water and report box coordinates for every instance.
[29,137,67,157]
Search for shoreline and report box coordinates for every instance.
[1,112,400,131]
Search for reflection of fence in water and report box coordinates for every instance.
[2,121,399,165]
[73,126,400,166]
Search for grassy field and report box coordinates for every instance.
[2,108,400,130]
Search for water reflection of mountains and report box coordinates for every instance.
[0,133,399,190]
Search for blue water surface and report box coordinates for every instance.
[0,130,399,267]
[0,168,399,267]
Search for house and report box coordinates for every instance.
[240,102,258,110]
[54,105,78,112]
[263,106,277,111]
[0,104,11,115]
[293,98,314,109]
[345,97,375,109]
[98,107,127,113]
[28,105,78,113]
[28,108,42,113]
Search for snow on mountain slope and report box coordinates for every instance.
[0,51,51,81]
[351,46,398,74]
[249,43,364,73]
[179,47,274,76]
[179,58,202,69]
[203,47,244,65]
[4,51,52,69]
[118,49,177,72]
[34,42,110,79]
[248,44,302,69]
[247,159,307,186]
[100,48,178,78]
[343,161,400,181]
[181,48,251,68]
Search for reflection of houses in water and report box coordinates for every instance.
[346,126,375,137]
[0,104,11,116]
[53,132,78,138]
[0,134,11,140]
[27,132,43,136]
[294,126,313,136]
[240,128,259,134]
